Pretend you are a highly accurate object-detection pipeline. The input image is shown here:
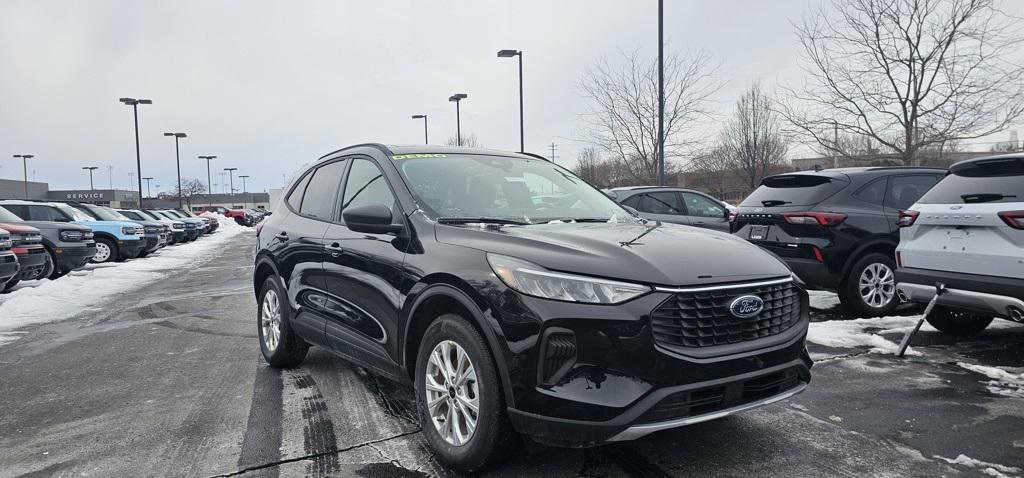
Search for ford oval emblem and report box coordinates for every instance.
[729,295,764,318]
[950,205,963,210]
[754,207,765,213]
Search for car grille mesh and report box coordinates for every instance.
[651,281,801,349]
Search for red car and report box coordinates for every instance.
[0,222,47,291]
[191,205,250,226]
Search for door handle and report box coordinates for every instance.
[326,243,343,257]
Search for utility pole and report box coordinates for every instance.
[107,165,114,189]
[142,177,154,201]
[198,155,216,205]
[224,167,237,196]
[163,132,187,208]
[118,97,152,210]
[83,166,99,190]
[13,154,34,198]
[548,142,558,162]
[657,0,666,187]
[238,175,250,208]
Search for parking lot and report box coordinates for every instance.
[0,230,1020,478]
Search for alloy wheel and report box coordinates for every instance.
[425,340,480,446]
[858,262,895,308]
[261,288,282,352]
[93,242,111,263]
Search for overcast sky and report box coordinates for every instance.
[2,1,1022,193]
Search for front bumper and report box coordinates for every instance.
[118,239,147,259]
[896,267,1024,320]
[171,230,186,243]
[144,233,168,252]
[12,247,47,280]
[54,242,97,271]
[0,254,19,283]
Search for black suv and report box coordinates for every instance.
[733,167,946,316]
[254,145,811,471]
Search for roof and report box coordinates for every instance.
[609,186,701,193]
[318,143,542,161]
[949,153,1024,173]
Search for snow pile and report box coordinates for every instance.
[957,362,1024,399]
[0,218,250,346]
[934,454,1021,478]
[807,315,927,355]
[808,290,841,310]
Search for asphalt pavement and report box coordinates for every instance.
[1,231,1021,478]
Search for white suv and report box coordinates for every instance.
[895,154,1024,335]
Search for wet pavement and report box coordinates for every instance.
[0,231,1021,477]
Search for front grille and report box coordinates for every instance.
[637,367,802,424]
[651,280,801,349]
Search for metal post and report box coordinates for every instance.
[423,116,429,144]
[132,104,144,208]
[22,157,28,198]
[657,0,665,187]
[518,52,525,153]
[175,136,182,208]
[456,100,462,146]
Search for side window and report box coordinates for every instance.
[342,159,397,215]
[286,172,313,211]
[620,194,642,209]
[886,175,939,210]
[641,192,684,215]
[853,177,887,205]
[681,192,725,218]
[3,204,29,220]
[299,161,347,220]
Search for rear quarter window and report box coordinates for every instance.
[741,175,849,207]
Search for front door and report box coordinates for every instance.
[322,157,409,379]
[680,191,730,231]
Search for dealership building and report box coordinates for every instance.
[0,178,273,211]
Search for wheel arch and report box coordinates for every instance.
[840,238,898,284]
[402,280,516,406]
[253,256,280,300]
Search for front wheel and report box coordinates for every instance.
[926,306,993,336]
[415,314,513,472]
[92,238,118,263]
[840,253,898,317]
[257,276,308,368]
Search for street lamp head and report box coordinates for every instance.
[164,132,174,137]
[199,155,217,160]
[224,167,238,172]
[83,166,99,171]
[411,114,426,119]
[497,49,521,57]
[22,154,34,159]
[142,177,154,180]
[449,93,468,102]
[119,97,137,105]
[239,175,250,179]
[137,99,152,105]
[176,133,186,138]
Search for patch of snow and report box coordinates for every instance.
[807,315,928,355]
[956,362,1024,399]
[828,415,842,422]
[808,290,841,310]
[789,403,809,411]
[0,217,249,346]
[933,454,1021,478]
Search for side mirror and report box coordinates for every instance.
[343,204,404,234]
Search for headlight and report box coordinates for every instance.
[172,222,185,229]
[84,231,94,239]
[9,234,24,242]
[121,226,137,235]
[0,238,11,248]
[487,253,650,304]
[59,230,84,241]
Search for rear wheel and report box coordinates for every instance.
[3,279,19,292]
[415,314,513,472]
[840,253,898,317]
[926,306,993,336]
[92,238,118,263]
[257,276,308,368]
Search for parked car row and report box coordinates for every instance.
[0,200,222,292]
[191,205,268,226]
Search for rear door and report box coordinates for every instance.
[680,191,729,231]
[635,191,690,225]
[900,162,1024,278]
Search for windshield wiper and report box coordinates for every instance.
[761,199,791,207]
[437,217,529,225]
[545,217,609,223]
[961,193,1017,203]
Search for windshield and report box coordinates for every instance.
[139,210,162,220]
[56,204,94,222]
[0,206,22,222]
[163,210,185,218]
[83,205,132,221]
[396,154,629,223]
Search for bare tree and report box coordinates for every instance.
[720,83,788,190]
[445,133,483,148]
[572,147,605,186]
[578,48,721,184]
[782,0,1024,165]
[164,178,207,208]
[687,145,733,199]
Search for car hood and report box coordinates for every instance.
[434,220,791,287]
[0,222,42,234]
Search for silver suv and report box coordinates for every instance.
[895,154,1024,335]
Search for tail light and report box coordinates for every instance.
[811,245,825,263]
[897,210,920,227]
[728,212,737,223]
[782,212,846,226]
[999,211,1024,229]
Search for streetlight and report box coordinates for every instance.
[238,175,250,208]
[448,93,468,146]
[224,168,238,197]
[118,97,153,209]
[13,154,34,198]
[198,155,216,205]
[82,166,99,190]
[163,132,187,208]
[497,49,525,153]
[142,177,154,200]
[411,115,429,144]
[656,0,665,186]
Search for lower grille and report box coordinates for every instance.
[637,367,802,424]
[651,280,801,349]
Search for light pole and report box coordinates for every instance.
[13,154,34,198]
[656,0,666,186]
[198,155,216,205]
[82,166,99,190]
[411,115,429,144]
[448,93,467,146]
[107,165,114,189]
[142,177,154,201]
[163,132,187,208]
[224,167,237,197]
[118,97,153,209]
[238,175,250,208]
[497,49,524,152]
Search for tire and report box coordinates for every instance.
[257,276,308,368]
[840,253,898,317]
[92,238,118,263]
[33,253,54,281]
[415,314,513,472]
[46,249,68,280]
[925,306,993,336]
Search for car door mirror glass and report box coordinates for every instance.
[343,204,403,234]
